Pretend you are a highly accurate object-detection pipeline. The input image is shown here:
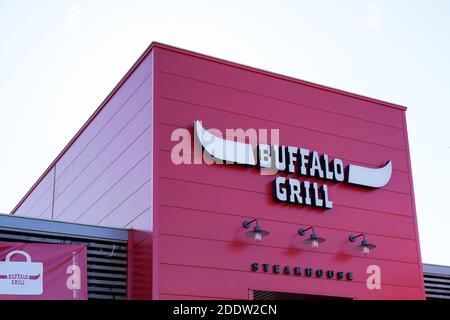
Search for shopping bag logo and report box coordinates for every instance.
[0,250,43,295]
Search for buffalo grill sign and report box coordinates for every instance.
[192,121,391,284]
[0,242,87,300]
[193,120,393,210]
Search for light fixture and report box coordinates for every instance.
[298,227,326,249]
[243,219,270,241]
[349,233,376,255]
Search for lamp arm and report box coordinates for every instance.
[298,226,315,236]
[349,233,366,242]
[243,219,258,229]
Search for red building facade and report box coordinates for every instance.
[12,43,425,300]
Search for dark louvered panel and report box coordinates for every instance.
[85,241,128,300]
[0,215,128,300]
[423,264,450,300]
[253,290,351,300]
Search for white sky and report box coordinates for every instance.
[0,0,449,266]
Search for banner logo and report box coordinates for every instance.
[0,250,43,295]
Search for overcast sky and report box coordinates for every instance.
[1,0,449,266]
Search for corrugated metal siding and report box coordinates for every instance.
[423,264,450,300]
[13,51,154,229]
[0,215,128,300]
[11,49,154,299]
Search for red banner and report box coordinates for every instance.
[0,242,87,300]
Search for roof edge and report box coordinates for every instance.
[0,213,128,241]
[151,41,407,111]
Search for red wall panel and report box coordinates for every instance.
[158,206,418,261]
[159,200,416,241]
[157,48,404,128]
[158,235,422,288]
[158,72,406,150]
[159,264,423,300]
[153,45,424,300]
